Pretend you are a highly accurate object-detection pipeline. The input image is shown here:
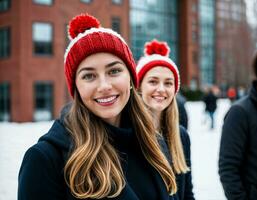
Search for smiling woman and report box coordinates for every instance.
[137,39,195,200]
[18,14,177,200]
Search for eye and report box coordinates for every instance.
[82,73,96,81]
[109,68,122,75]
[165,82,174,86]
[148,80,158,85]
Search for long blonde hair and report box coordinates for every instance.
[161,98,189,174]
[64,85,177,199]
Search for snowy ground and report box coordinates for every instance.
[0,99,231,200]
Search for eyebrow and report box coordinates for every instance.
[77,61,124,74]
[148,76,174,81]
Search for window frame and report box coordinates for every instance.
[33,81,53,121]
[33,0,54,6]
[0,82,11,121]
[0,0,11,12]
[32,21,54,56]
[0,26,11,59]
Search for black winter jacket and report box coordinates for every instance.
[219,80,257,200]
[176,126,195,200]
[160,126,195,200]
[18,115,174,200]
[176,95,188,130]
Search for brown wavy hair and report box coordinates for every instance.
[63,85,177,199]
[160,98,189,174]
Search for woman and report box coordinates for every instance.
[18,14,176,200]
[136,39,195,200]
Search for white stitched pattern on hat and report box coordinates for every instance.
[64,27,128,63]
[136,54,181,91]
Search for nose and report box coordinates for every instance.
[97,75,112,93]
[156,83,165,92]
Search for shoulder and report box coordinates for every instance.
[224,97,250,122]
[18,142,66,199]
[21,141,64,173]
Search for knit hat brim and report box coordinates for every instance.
[64,27,137,97]
[136,54,180,93]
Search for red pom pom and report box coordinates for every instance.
[144,39,170,57]
[68,13,100,39]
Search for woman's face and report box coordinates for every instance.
[140,66,175,113]
[75,52,131,126]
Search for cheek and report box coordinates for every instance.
[76,83,93,102]
[141,89,153,104]
[168,87,176,98]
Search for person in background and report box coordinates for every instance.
[237,86,246,100]
[219,53,257,200]
[227,86,237,103]
[202,86,218,129]
[137,39,195,200]
[18,14,177,200]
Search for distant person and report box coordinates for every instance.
[202,86,218,129]
[237,86,246,99]
[219,53,257,200]
[176,92,189,129]
[18,14,176,200]
[137,39,195,200]
[227,87,237,103]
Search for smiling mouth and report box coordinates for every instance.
[95,95,119,105]
[152,96,166,100]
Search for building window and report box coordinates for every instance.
[33,0,53,5]
[130,0,178,62]
[0,82,10,121]
[33,22,53,55]
[0,0,10,12]
[80,0,92,3]
[0,27,10,58]
[112,0,122,5]
[34,82,53,121]
[112,17,121,34]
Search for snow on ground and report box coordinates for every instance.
[187,99,230,200]
[0,99,231,200]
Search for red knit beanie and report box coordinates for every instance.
[64,13,137,97]
[136,39,180,93]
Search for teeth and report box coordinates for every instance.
[96,96,116,103]
[153,96,165,100]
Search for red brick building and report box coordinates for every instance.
[179,0,200,89]
[0,0,197,122]
[215,0,252,92]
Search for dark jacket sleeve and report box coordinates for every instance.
[18,143,65,200]
[180,127,195,200]
[218,105,248,200]
[177,99,188,130]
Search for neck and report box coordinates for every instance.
[151,109,162,133]
[103,115,121,127]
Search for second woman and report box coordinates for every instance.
[137,39,195,200]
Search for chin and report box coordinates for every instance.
[153,105,166,112]
[98,111,120,120]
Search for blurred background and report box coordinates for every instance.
[0,0,257,122]
[1,1,257,200]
